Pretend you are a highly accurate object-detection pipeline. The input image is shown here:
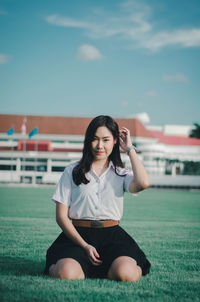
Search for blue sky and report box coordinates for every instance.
[0,0,200,126]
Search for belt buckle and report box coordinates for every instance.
[91,220,104,228]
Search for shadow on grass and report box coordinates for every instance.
[0,255,45,276]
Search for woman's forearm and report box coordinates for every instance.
[57,217,87,248]
[56,204,87,248]
[128,148,150,193]
[56,203,103,265]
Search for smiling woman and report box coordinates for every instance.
[91,126,117,162]
[44,115,151,281]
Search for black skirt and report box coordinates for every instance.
[44,225,151,278]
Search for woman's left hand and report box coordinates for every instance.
[119,127,132,152]
[83,244,102,266]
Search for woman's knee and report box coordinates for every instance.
[108,256,142,282]
[50,258,85,280]
[116,264,142,282]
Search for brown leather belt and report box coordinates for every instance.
[72,219,119,228]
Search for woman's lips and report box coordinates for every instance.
[96,151,104,155]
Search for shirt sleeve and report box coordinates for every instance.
[123,170,134,193]
[52,165,72,206]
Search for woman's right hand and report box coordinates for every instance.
[83,244,102,266]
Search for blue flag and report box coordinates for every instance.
[7,128,14,135]
[28,127,38,138]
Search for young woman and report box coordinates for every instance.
[44,115,151,281]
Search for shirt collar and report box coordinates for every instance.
[90,160,114,180]
[108,160,115,170]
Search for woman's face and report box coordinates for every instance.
[91,126,117,161]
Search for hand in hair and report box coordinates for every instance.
[119,127,132,152]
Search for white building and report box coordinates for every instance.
[0,114,200,188]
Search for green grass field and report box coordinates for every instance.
[0,186,200,302]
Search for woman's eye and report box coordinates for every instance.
[104,139,109,142]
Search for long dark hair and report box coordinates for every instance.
[72,115,124,185]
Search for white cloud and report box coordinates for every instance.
[145,90,158,97]
[45,14,90,29]
[137,101,144,108]
[163,73,189,83]
[45,1,200,52]
[77,44,103,61]
[127,112,150,123]
[136,112,150,124]
[0,53,10,64]
[121,100,128,107]
[141,29,200,51]
[45,8,152,41]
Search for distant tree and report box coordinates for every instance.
[189,123,200,139]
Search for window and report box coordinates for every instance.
[37,165,47,172]
[21,166,35,171]
[0,157,17,160]
[0,165,16,171]
[36,176,42,184]
[52,166,65,172]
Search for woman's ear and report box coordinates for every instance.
[114,138,117,144]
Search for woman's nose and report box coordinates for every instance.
[97,140,103,148]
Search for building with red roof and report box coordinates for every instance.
[0,114,200,187]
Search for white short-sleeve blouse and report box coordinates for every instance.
[52,161,134,221]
